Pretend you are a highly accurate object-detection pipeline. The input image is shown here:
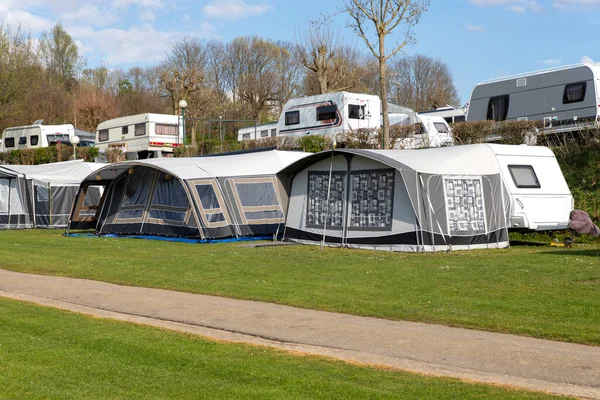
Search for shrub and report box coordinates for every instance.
[297,135,331,153]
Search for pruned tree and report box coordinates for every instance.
[296,23,363,95]
[39,23,85,90]
[390,55,459,112]
[343,0,429,149]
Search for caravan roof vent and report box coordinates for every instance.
[516,78,527,87]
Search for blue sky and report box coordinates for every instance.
[2,0,600,105]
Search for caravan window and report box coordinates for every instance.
[134,123,146,136]
[122,126,128,135]
[487,95,509,121]
[18,137,27,145]
[98,129,109,142]
[349,104,365,120]
[155,124,177,135]
[270,129,277,137]
[306,171,346,229]
[433,122,449,133]
[4,138,15,148]
[242,133,250,140]
[30,135,39,145]
[285,111,300,125]
[316,105,337,121]
[563,82,586,104]
[260,130,268,138]
[508,165,540,188]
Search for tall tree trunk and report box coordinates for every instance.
[379,35,389,149]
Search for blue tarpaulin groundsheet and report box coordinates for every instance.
[64,233,274,244]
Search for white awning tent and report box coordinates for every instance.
[0,160,105,229]
[280,145,512,252]
[69,149,310,239]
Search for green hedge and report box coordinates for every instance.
[0,146,99,165]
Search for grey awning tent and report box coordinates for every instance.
[0,160,104,229]
[68,149,309,239]
[280,145,511,252]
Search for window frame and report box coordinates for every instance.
[260,130,268,138]
[30,135,39,146]
[487,95,510,121]
[227,177,285,225]
[122,126,128,135]
[189,179,231,228]
[4,137,15,148]
[433,122,449,133]
[507,165,541,189]
[155,124,178,136]
[285,110,300,126]
[563,81,586,104]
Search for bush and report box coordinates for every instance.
[297,135,331,153]
[450,120,495,144]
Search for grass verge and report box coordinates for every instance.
[0,230,599,345]
[0,297,565,399]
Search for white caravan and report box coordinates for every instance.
[391,114,453,149]
[467,64,600,132]
[486,144,573,231]
[0,121,87,152]
[237,91,453,148]
[95,113,183,158]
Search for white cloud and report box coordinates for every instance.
[581,55,600,65]
[465,24,485,31]
[540,59,562,66]
[202,0,272,20]
[0,5,54,33]
[469,0,544,12]
[554,0,600,10]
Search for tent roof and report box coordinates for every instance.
[88,150,310,182]
[0,160,105,183]
[279,144,550,176]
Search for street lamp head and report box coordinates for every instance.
[178,100,188,109]
[69,135,80,145]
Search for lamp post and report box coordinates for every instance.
[178,99,188,145]
[69,135,80,159]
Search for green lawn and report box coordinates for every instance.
[0,298,565,399]
[1,230,599,345]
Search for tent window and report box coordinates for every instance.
[36,185,49,203]
[0,179,9,213]
[195,184,220,209]
[117,209,144,220]
[122,168,152,207]
[206,213,225,223]
[245,210,284,220]
[563,82,586,104]
[78,185,103,218]
[235,182,279,207]
[316,105,337,121]
[149,209,186,222]
[349,170,394,230]
[152,174,188,207]
[306,171,346,229]
[444,178,487,235]
[508,165,540,188]
[487,95,509,121]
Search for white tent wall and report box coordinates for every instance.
[0,176,32,229]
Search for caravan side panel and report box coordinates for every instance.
[467,65,598,124]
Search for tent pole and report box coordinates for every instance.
[7,178,11,230]
[49,183,53,228]
[321,150,334,251]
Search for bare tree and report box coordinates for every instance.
[344,0,429,149]
[225,36,288,123]
[296,23,364,95]
[74,84,118,132]
[390,55,459,112]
